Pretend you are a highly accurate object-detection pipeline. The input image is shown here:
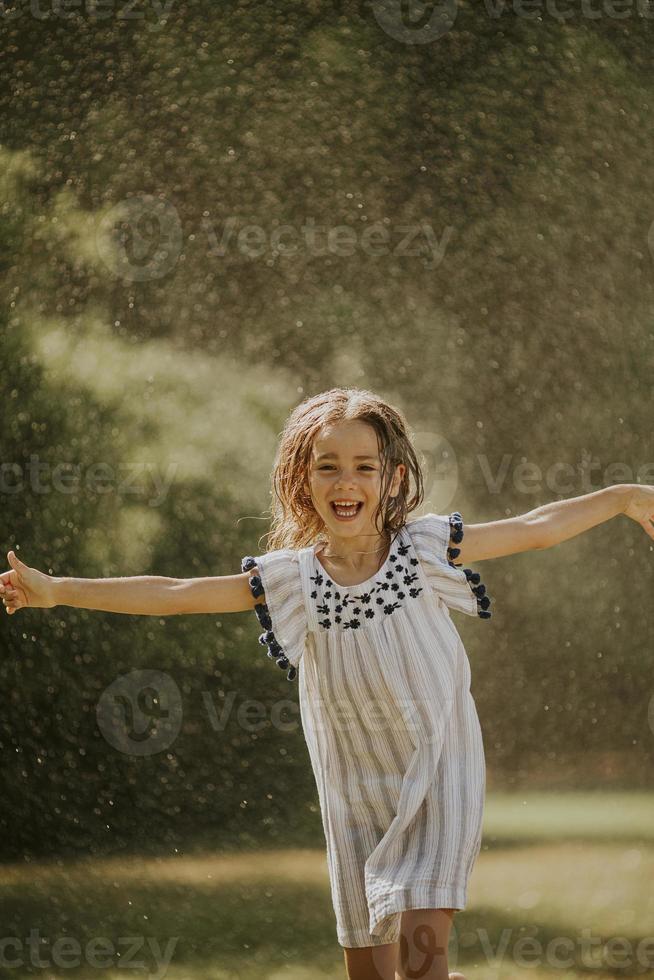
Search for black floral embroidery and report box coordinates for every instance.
[447,511,492,619]
[241,556,298,681]
[310,535,423,630]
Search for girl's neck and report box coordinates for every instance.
[315,529,392,575]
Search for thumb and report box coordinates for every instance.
[7,551,26,570]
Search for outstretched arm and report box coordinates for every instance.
[455,483,653,564]
[0,551,265,616]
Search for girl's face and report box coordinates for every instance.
[304,419,405,537]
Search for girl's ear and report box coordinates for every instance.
[391,463,406,496]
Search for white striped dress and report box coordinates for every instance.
[241,511,491,949]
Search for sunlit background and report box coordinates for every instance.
[1,1,653,977]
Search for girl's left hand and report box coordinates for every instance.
[623,484,654,540]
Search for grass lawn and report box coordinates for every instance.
[1,792,652,979]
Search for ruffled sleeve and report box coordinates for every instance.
[240,549,308,681]
[406,511,493,619]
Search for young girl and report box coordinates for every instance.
[2,387,652,980]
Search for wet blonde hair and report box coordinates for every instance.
[261,387,425,552]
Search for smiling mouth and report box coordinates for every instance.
[330,501,363,520]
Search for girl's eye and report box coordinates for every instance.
[317,465,376,471]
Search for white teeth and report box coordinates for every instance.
[332,500,360,517]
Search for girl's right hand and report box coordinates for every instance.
[0,551,57,615]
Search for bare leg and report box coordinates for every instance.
[343,940,399,980]
[342,910,465,980]
[397,908,465,980]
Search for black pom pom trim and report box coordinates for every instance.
[447,512,493,620]
[241,556,298,681]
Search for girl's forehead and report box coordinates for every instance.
[311,421,380,456]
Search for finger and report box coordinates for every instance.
[7,551,26,571]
